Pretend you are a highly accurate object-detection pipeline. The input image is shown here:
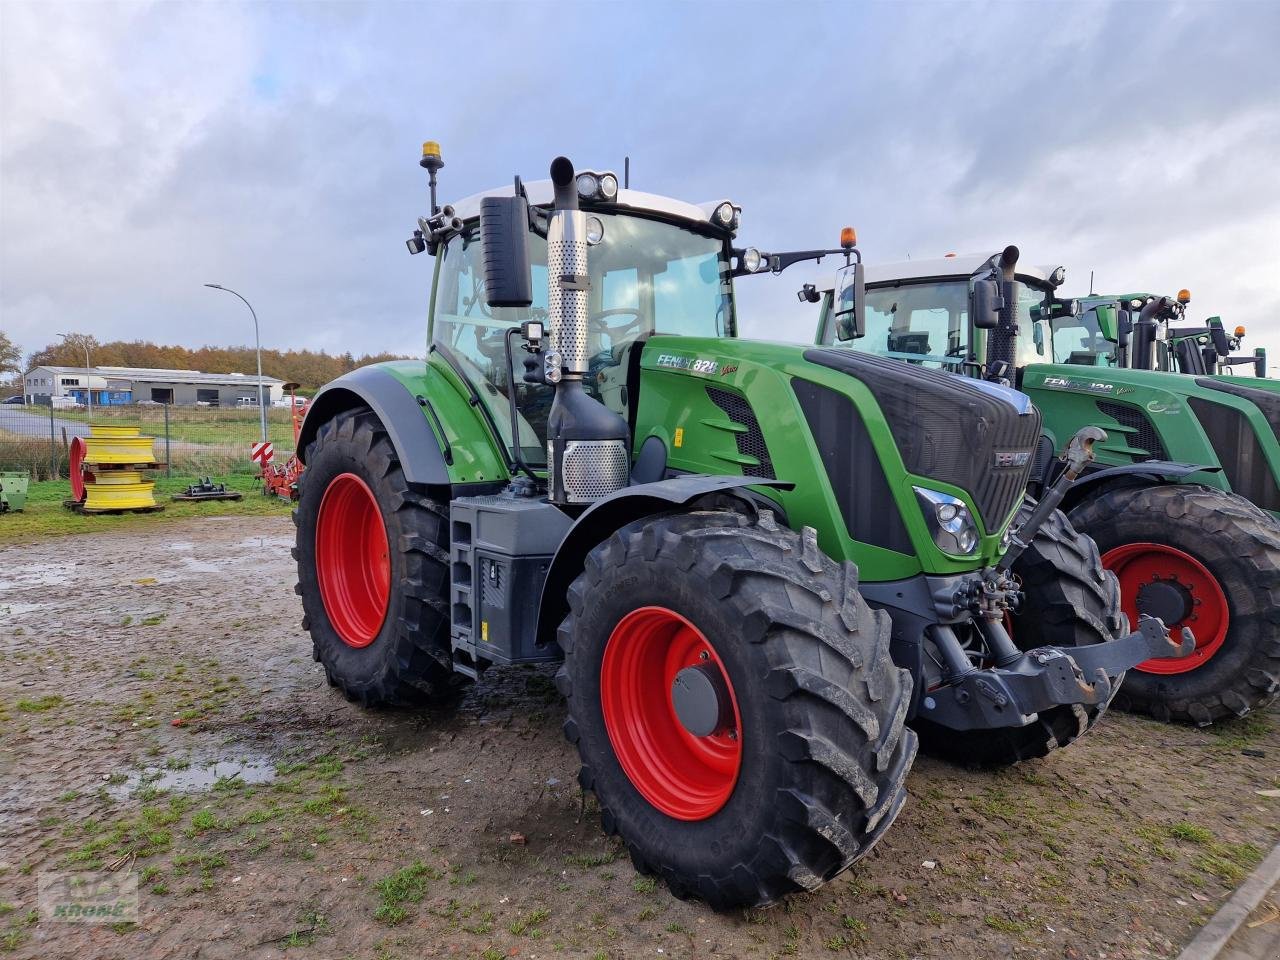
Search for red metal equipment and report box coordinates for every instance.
[260,382,309,501]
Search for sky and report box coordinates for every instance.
[2,0,1279,370]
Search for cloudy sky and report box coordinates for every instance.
[2,0,1278,369]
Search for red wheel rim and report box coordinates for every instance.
[600,607,742,821]
[1101,542,1229,675]
[315,473,390,648]
[69,436,86,502]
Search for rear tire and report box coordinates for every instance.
[556,510,916,909]
[914,501,1126,768]
[1069,484,1280,725]
[293,408,462,707]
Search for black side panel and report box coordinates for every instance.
[706,386,776,480]
[803,349,1039,531]
[1095,400,1168,460]
[1197,378,1280,442]
[1187,397,1280,511]
[793,378,915,555]
[298,366,451,486]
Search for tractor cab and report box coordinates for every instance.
[814,251,1073,386]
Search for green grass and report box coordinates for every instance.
[0,474,287,541]
[373,862,440,925]
[15,695,63,712]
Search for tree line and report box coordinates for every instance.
[7,332,417,392]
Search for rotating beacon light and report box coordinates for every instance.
[544,157,631,505]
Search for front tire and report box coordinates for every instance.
[915,502,1126,768]
[1069,484,1280,725]
[556,510,916,909]
[293,408,461,707]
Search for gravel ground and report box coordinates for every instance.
[0,515,1276,960]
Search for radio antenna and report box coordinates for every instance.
[1089,270,1095,295]
[624,156,630,189]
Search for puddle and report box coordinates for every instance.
[236,536,292,550]
[0,602,49,619]
[0,561,78,592]
[108,754,277,799]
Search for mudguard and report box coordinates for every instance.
[297,365,450,486]
[1074,459,1219,491]
[534,475,794,649]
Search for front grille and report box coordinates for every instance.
[1186,397,1280,511]
[706,386,776,480]
[1095,400,1167,460]
[793,379,914,554]
[802,349,1040,532]
[1197,378,1280,442]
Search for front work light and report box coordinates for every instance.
[742,248,762,273]
[576,173,599,199]
[599,173,619,199]
[714,202,735,226]
[914,487,980,556]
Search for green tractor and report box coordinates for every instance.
[294,148,1190,907]
[814,247,1280,726]
[1072,291,1266,378]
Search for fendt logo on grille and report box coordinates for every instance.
[993,450,1032,468]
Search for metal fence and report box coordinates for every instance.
[0,404,299,481]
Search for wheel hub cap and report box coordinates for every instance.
[1135,578,1194,627]
[671,663,732,738]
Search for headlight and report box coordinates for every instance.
[576,173,599,199]
[914,487,980,556]
[742,248,762,273]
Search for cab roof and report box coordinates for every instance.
[450,179,736,232]
[864,253,1061,287]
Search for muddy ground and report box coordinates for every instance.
[0,516,1277,960]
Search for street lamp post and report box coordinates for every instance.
[204,283,268,443]
[58,333,91,415]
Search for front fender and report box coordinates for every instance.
[298,365,450,486]
[534,475,794,649]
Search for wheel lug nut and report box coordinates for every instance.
[699,651,709,661]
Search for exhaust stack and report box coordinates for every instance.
[985,245,1021,374]
[544,157,630,505]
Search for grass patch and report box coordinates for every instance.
[16,695,63,712]
[509,907,551,936]
[0,474,285,542]
[373,862,440,925]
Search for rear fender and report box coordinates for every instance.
[535,475,793,649]
[1058,460,1219,513]
[298,365,450,485]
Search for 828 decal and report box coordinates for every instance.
[656,353,720,375]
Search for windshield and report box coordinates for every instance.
[835,277,1053,372]
[431,212,734,464]
[846,281,971,370]
[1051,305,1114,366]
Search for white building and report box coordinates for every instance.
[23,365,286,407]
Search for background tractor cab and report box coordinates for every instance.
[814,247,1280,726]
[1069,293,1267,379]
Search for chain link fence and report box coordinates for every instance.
[0,404,299,481]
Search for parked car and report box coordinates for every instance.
[235,396,261,408]
[271,396,306,408]
[1,395,25,404]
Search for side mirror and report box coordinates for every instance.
[833,262,865,341]
[1032,320,1045,356]
[1256,348,1267,378]
[1116,309,1132,348]
[479,195,533,308]
[972,279,1003,329]
[1207,317,1231,358]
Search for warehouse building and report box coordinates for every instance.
[22,365,286,407]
